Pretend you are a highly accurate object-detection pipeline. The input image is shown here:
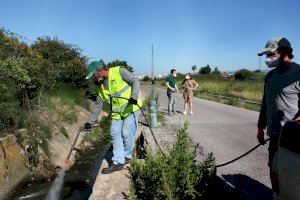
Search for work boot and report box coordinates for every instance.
[101,162,124,174]
[124,158,131,170]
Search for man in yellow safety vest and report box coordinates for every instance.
[84,61,142,174]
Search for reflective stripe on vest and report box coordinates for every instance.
[110,85,130,98]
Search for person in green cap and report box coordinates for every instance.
[84,61,142,174]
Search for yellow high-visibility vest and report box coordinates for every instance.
[95,66,142,120]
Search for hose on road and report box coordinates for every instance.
[216,138,270,168]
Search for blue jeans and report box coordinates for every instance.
[110,110,141,164]
[167,92,176,113]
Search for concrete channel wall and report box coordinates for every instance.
[0,133,30,200]
[0,105,92,199]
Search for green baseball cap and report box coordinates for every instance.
[86,61,101,79]
[258,37,291,56]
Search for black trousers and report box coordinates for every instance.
[268,134,280,191]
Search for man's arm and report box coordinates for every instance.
[120,68,140,100]
[175,83,179,93]
[257,92,267,129]
[166,82,175,91]
[193,80,199,90]
[256,77,268,144]
[257,92,267,144]
[257,72,272,130]
[88,96,103,124]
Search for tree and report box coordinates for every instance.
[199,65,211,74]
[142,75,150,82]
[212,66,220,75]
[234,69,253,81]
[31,36,87,88]
[191,65,197,74]
[107,59,134,72]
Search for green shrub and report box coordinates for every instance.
[60,126,69,138]
[129,122,215,200]
[142,76,150,82]
[234,69,253,81]
[199,65,212,74]
[0,29,88,134]
[0,58,31,133]
[31,36,88,88]
[107,59,134,72]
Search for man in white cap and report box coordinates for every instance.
[257,37,300,192]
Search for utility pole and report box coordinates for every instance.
[151,44,154,84]
[150,44,157,128]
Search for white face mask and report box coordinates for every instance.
[185,76,190,80]
[173,73,177,77]
[265,56,279,68]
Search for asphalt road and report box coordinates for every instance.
[142,85,272,200]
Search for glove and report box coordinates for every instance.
[257,128,265,145]
[128,98,138,105]
[83,122,92,131]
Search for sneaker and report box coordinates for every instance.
[183,111,187,115]
[101,162,124,174]
[189,111,193,115]
[168,112,174,116]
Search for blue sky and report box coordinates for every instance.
[1,0,300,75]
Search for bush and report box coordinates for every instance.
[212,67,220,75]
[199,65,211,74]
[0,58,31,133]
[129,122,215,199]
[107,59,134,72]
[0,29,88,134]
[31,36,88,88]
[142,76,150,82]
[234,68,253,81]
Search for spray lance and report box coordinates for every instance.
[64,125,97,164]
[64,128,82,164]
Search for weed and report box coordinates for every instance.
[60,126,69,138]
[129,122,215,200]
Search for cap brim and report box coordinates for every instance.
[257,47,276,56]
